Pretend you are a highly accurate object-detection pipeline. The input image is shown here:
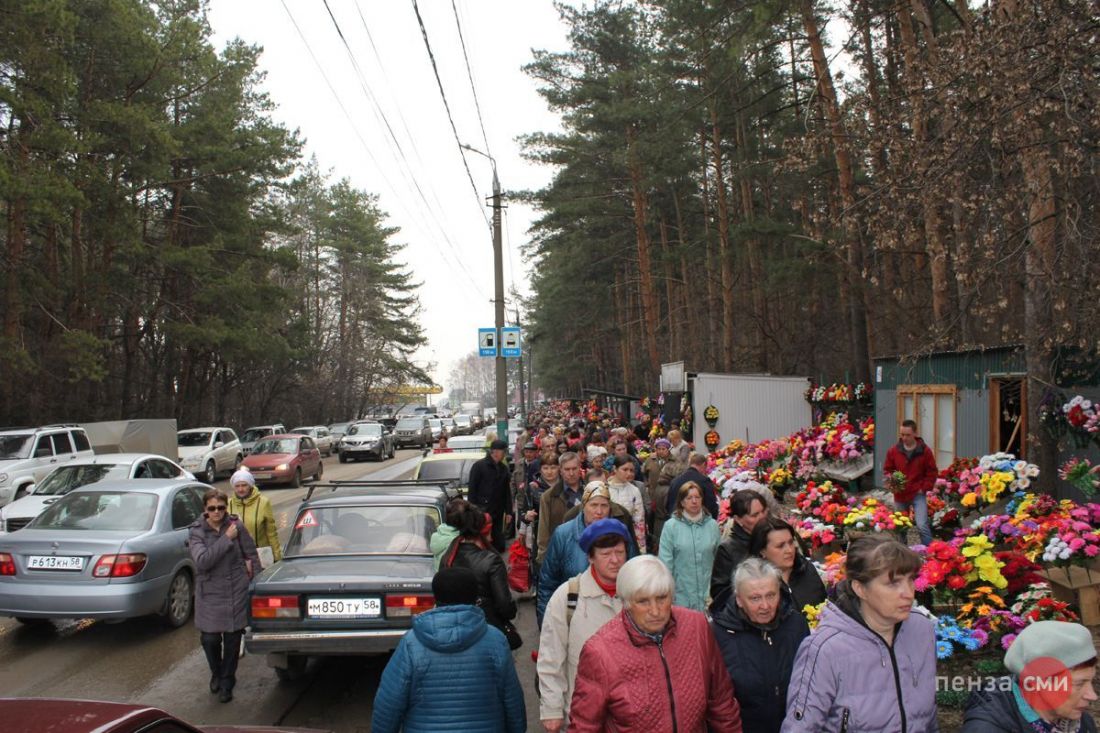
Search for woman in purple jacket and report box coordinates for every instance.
[782,534,938,733]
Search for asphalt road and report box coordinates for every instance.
[0,447,543,732]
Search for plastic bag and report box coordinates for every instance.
[507,540,531,593]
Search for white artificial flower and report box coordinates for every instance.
[1017,478,1031,489]
[1083,400,1093,410]
[1026,465,1040,478]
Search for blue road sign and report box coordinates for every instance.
[478,327,498,357]
[501,327,521,358]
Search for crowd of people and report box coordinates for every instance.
[184,405,1097,731]
[370,403,1100,732]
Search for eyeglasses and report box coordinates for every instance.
[206,505,227,512]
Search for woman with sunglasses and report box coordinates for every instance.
[190,488,260,703]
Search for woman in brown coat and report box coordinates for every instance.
[189,488,260,702]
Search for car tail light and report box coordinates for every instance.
[385,594,434,617]
[93,554,147,578]
[252,595,300,619]
[0,553,15,576]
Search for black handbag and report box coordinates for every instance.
[500,619,523,650]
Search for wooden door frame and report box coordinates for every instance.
[989,375,1027,458]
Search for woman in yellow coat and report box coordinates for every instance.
[227,469,282,566]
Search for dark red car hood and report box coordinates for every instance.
[0,698,328,733]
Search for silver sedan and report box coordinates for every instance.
[0,478,208,628]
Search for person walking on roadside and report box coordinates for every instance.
[884,419,938,546]
[189,488,260,703]
[667,428,691,465]
[961,620,1097,732]
[748,516,826,610]
[371,567,526,733]
[710,489,769,603]
[429,497,464,571]
[468,439,512,552]
[712,558,810,733]
[227,469,281,567]
[781,534,936,732]
[606,454,647,554]
[518,451,559,583]
[537,451,585,563]
[537,519,629,732]
[442,501,517,640]
[658,481,721,611]
[567,556,743,732]
[539,482,639,626]
[665,452,720,519]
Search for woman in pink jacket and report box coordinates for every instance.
[568,555,742,732]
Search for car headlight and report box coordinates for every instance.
[275,463,289,471]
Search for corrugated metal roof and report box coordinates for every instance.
[874,346,1026,390]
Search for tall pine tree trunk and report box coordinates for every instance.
[626,126,662,381]
[800,0,871,380]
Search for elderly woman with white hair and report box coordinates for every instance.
[711,557,810,733]
[568,556,743,732]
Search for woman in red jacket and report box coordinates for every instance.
[567,555,742,732]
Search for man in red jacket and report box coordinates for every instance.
[883,419,937,545]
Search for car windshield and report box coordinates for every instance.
[0,434,34,460]
[253,438,298,454]
[396,419,422,430]
[290,428,313,436]
[177,432,211,447]
[429,419,442,429]
[241,428,272,443]
[417,458,477,484]
[33,464,128,496]
[347,424,382,437]
[455,415,470,425]
[329,422,351,435]
[285,505,439,556]
[31,491,159,532]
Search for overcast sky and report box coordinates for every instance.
[207,0,568,396]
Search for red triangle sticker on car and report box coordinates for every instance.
[295,510,318,529]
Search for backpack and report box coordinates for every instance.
[565,576,581,628]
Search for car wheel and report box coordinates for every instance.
[289,468,301,488]
[161,571,194,628]
[234,454,243,470]
[313,462,323,482]
[338,452,347,464]
[274,654,308,682]
[203,460,216,484]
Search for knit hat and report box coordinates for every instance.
[523,441,537,451]
[489,439,508,451]
[229,468,255,487]
[582,481,611,505]
[432,567,479,606]
[654,438,671,449]
[578,518,630,553]
[1004,620,1097,675]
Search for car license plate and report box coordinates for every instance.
[27,555,85,571]
[307,597,382,618]
[252,472,272,479]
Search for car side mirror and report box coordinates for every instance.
[34,447,51,458]
[422,448,431,457]
[214,441,224,448]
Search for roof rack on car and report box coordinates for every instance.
[303,479,460,502]
[42,423,81,428]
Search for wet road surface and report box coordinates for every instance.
[0,448,543,731]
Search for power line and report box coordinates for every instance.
[410,0,488,228]
[313,0,489,293]
[450,0,492,158]
[279,0,487,298]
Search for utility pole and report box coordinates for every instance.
[492,168,508,441]
[515,306,525,419]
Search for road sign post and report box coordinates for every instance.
[501,327,521,358]
[478,327,498,357]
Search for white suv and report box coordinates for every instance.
[177,427,242,483]
[240,424,286,455]
[0,425,95,507]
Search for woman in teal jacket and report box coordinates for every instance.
[371,567,526,733]
[658,480,720,611]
